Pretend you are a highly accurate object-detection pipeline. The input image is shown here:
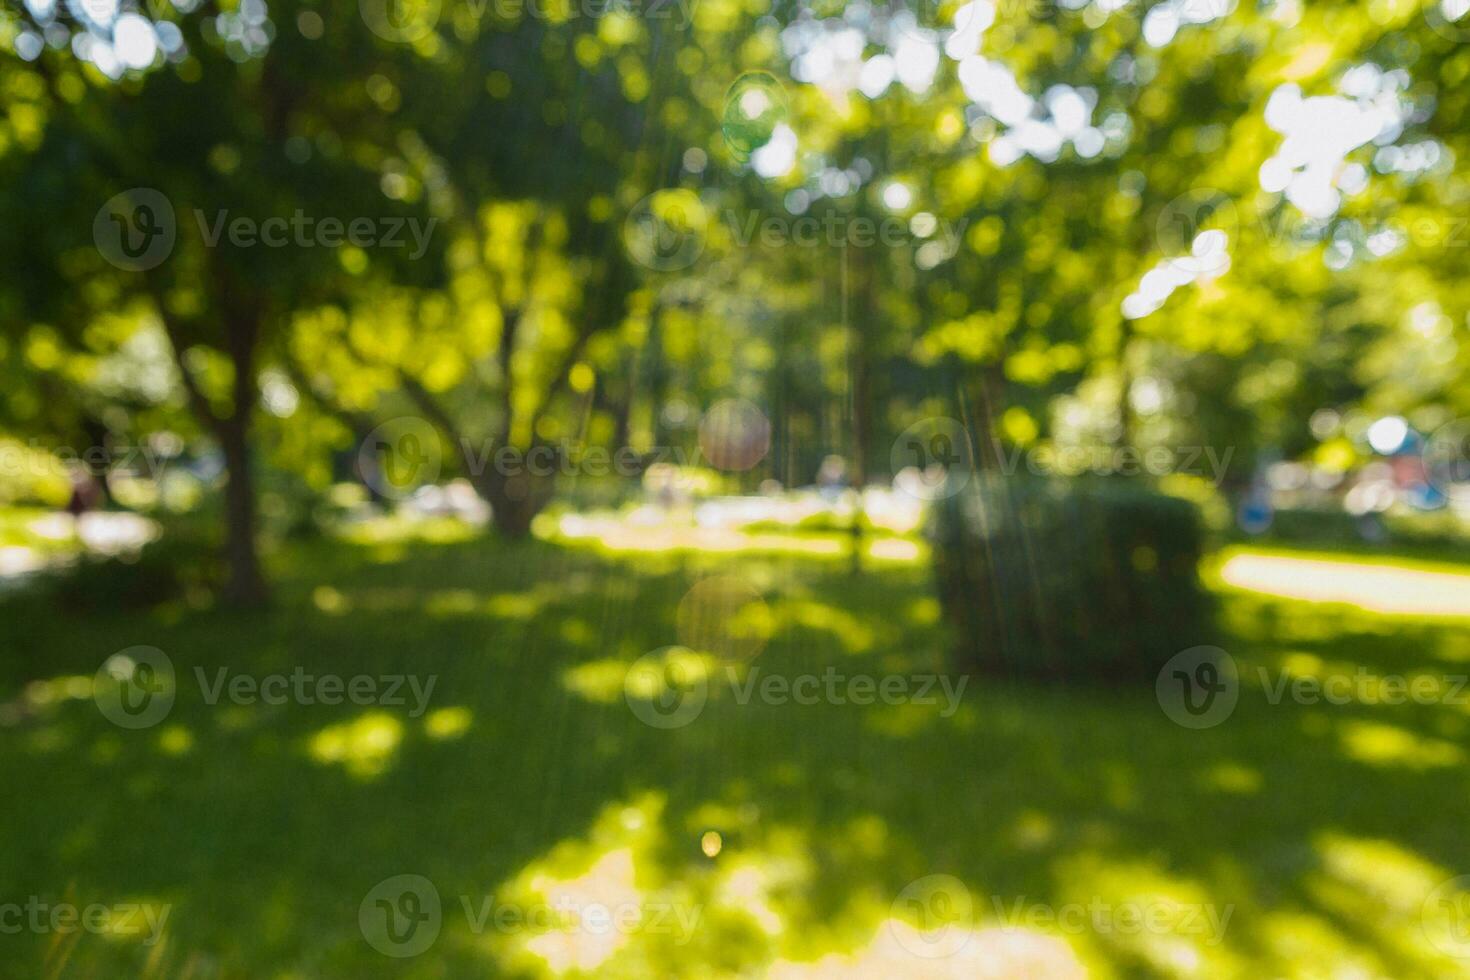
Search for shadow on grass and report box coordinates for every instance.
[3,532,1470,977]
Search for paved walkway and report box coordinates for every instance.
[0,512,158,586]
[1219,552,1470,617]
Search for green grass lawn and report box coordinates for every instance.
[4,527,1470,978]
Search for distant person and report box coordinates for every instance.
[816,455,847,501]
[64,468,100,522]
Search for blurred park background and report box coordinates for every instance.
[6,0,1470,975]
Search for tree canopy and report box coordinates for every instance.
[2,0,1467,598]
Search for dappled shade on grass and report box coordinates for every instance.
[2,530,1470,976]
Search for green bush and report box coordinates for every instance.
[929,475,1213,682]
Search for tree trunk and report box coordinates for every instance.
[1115,321,1136,450]
[152,270,269,607]
[970,363,1009,471]
[846,243,875,575]
[218,413,268,606]
[472,459,557,539]
[79,416,117,507]
[217,298,267,606]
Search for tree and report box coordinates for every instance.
[0,0,440,602]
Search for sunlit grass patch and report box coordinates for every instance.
[307,711,404,778]
[1338,720,1464,769]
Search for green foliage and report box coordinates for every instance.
[2,0,1468,570]
[931,475,1212,681]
